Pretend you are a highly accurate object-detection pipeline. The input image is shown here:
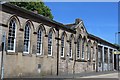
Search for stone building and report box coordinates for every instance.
[0,3,119,78]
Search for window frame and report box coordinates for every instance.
[61,34,65,58]
[48,31,53,56]
[7,18,17,53]
[69,40,72,58]
[36,29,43,56]
[77,38,81,59]
[93,47,95,60]
[23,22,31,54]
[81,40,85,59]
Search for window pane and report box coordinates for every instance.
[8,19,16,51]
[61,35,64,57]
[82,40,85,59]
[48,32,52,55]
[69,41,72,57]
[23,23,30,53]
[77,39,80,58]
[37,29,42,54]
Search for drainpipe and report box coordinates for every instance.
[56,29,59,76]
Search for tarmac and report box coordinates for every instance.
[3,71,120,80]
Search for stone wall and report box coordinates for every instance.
[0,10,98,77]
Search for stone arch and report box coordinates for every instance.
[76,34,82,42]
[7,15,21,29]
[87,40,92,62]
[69,34,75,41]
[23,20,35,33]
[82,36,87,43]
[81,36,87,59]
[87,40,92,47]
[61,31,67,41]
[48,27,56,37]
[93,41,97,46]
[37,23,46,35]
[69,34,75,58]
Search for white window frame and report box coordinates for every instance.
[87,45,91,60]
[82,40,85,59]
[36,29,43,55]
[7,19,17,53]
[48,32,53,56]
[69,41,72,58]
[77,39,80,59]
[23,23,31,54]
[88,53,90,60]
[61,35,65,57]
[93,47,95,60]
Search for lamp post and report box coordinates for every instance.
[1,32,6,80]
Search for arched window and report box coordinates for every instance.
[23,22,30,53]
[48,31,52,56]
[37,28,43,55]
[61,34,65,57]
[82,39,85,59]
[77,37,81,59]
[93,47,95,60]
[69,40,72,58]
[87,42,91,60]
[8,18,17,52]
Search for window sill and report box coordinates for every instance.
[60,57,65,60]
[22,53,32,57]
[47,55,54,58]
[6,51,18,55]
[36,54,44,58]
[69,57,73,60]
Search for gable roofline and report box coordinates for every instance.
[1,2,118,49]
[1,2,76,33]
[88,33,119,49]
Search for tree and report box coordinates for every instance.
[10,2,53,19]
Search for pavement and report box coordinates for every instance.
[3,71,120,80]
[42,71,119,78]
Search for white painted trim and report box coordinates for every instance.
[48,45,52,56]
[69,49,72,58]
[7,20,17,53]
[61,47,64,57]
[98,43,117,50]
[87,52,90,60]
[36,31,43,56]
[23,24,31,54]
[36,43,43,56]
[81,52,84,59]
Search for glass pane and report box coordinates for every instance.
[8,19,16,50]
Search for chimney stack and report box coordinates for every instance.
[75,18,82,24]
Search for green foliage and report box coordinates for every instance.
[10,2,53,19]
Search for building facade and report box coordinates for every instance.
[0,3,119,78]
